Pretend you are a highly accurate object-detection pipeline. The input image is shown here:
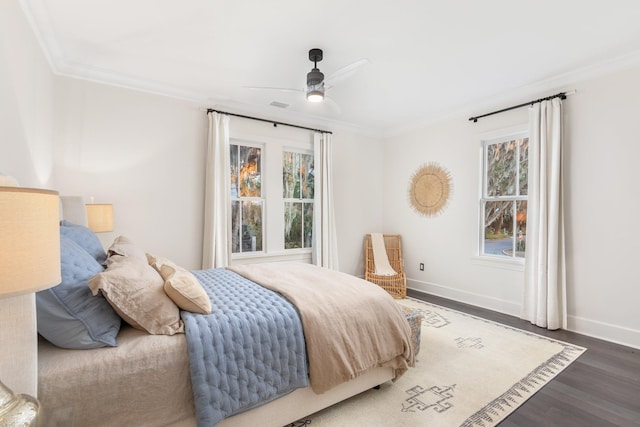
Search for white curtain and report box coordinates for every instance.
[312,132,339,270]
[522,98,566,330]
[202,112,231,269]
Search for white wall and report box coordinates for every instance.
[0,1,56,187]
[53,78,207,269]
[383,66,640,349]
[563,67,640,347]
[53,77,384,274]
[0,0,57,397]
[332,129,385,275]
[383,106,527,316]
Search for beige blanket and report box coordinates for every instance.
[228,262,414,394]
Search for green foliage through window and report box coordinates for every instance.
[482,135,528,259]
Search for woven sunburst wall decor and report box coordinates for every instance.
[408,162,453,217]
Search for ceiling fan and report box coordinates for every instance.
[306,48,326,102]
[244,48,369,107]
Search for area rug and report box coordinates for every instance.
[290,297,586,427]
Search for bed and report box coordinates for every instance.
[36,197,414,427]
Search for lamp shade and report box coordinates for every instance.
[85,204,113,233]
[0,187,61,298]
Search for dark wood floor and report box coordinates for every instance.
[407,289,640,427]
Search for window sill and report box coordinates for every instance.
[471,255,524,272]
[231,250,312,265]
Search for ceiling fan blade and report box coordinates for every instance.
[243,86,304,93]
[325,58,370,88]
[323,96,342,115]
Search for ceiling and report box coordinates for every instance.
[20,0,640,135]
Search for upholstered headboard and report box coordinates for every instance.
[59,196,88,227]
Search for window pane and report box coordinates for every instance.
[231,200,240,253]
[301,154,314,199]
[303,203,313,248]
[283,152,298,199]
[284,202,302,249]
[230,145,238,197]
[519,138,529,196]
[241,201,262,252]
[483,200,514,257]
[516,200,527,258]
[486,140,517,196]
[239,146,261,197]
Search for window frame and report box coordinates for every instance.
[476,127,529,266]
[228,131,314,264]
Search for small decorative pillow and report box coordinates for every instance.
[36,235,121,349]
[59,220,107,265]
[88,254,184,335]
[147,253,212,315]
[106,235,147,262]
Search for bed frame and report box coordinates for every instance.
[218,367,393,426]
[39,323,393,427]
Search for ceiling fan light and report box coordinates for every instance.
[306,77,325,102]
[307,91,324,102]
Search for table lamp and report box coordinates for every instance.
[0,186,60,426]
[85,204,114,233]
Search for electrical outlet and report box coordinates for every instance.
[419,263,424,271]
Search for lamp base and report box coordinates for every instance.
[0,380,39,427]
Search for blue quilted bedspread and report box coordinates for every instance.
[182,269,309,427]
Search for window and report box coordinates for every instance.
[283,151,314,249]
[229,134,314,260]
[230,143,263,254]
[480,132,528,260]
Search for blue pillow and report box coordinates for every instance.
[60,220,107,265]
[36,235,121,349]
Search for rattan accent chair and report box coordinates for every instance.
[364,234,407,299]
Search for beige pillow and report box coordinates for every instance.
[147,254,212,315]
[107,235,147,262]
[88,254,184,335]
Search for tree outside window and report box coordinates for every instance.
[481,134,528,259]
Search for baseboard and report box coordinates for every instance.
[567,315,640,350]
[407,278,640,350]
[407,278,521,317]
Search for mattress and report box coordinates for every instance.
[38,326,195,427]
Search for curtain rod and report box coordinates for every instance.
[468,91,573,123]
[206,108,332,134]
